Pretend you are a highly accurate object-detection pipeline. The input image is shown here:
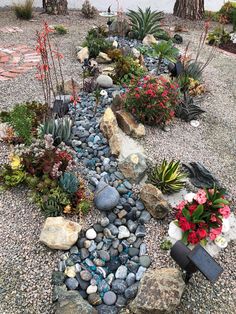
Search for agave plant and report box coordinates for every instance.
[39,116,72,145]
[149,159,187,194]
[151,40,179,71]
[127,7,164,40]
[175,96,205,122]
[59,172,79,194]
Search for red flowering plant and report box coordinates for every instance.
[124,75,181,125]
[175,187,231,245]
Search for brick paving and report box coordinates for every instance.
[0,45,40,81]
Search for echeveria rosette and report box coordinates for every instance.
[175,187,231,245]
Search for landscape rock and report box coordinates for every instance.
[100,108,119,140]
[142,34,157,46]
[77,47,89,63]
[39,217,81,250]
[96,52,112,64]
[140,184,171,219]
[55,290,97,314]
[96,75,113,88]
[109,133,122,157]
[94,180,120,211]
[131,47,141,59]
[118,153,147,183]
[129,268,185,314]
[116,110,145,138]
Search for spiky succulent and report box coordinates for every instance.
[175,97,205,122]
[151,40,179,71]
[39,116,72,145]
[127,7,164,40]
[149,159,187,194]
[59,172,79,194]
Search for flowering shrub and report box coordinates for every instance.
[175,188,231,245]
[124,76,181,125]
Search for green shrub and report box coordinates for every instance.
[150,40,179,71]
[13,0,34,20]
[83,28,112,58]
[149,160,187,194]
[204,10,220,22]
[54,24,68,35]
[127,7,164,40]
[124,76,180,125]
[219,1,236,23]
[207,27,231,46]
[113,56,146,85]
[81,0,98,18]
[7,104,34,144]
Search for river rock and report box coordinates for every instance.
[94,181,120,211]
[118,153,147,184]
[96,74,113,88]
[39,217,81,250]
[140,184,171,219]
[103,291,117,305]
[129,268,185,313]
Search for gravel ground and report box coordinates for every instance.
[0,9,236,314]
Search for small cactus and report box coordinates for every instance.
[59,172,79,194]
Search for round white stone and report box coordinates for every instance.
[168,221,183,241]
[184,192,196,203]
[86,228,97,240]
[86,285,98,294]
[190,120,200,127]
[222,218,230,233]
[214,236,228,249]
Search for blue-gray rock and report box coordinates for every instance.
[135,225,146,237]
[88,240,97,252]
[127,260,139,273]
[97,304,118,314]
[103,291,117,305]
[127,220,138,233]
[108,224,119,236]
[128,247,139,257]
[126,273,136,286]
[119,252,129,264]
[94,181,120,211]
[112,279,127,294]
[106,273,115,285]
[80,270,92,282]
[136,200,145,210]
[100,217,110,227]
[98,279,110,293]
[139,243,147,256]
[65,278,79,290]
[139,211,151,223]
[76,274,90,290]
[139,255,151,268]
[80,248,89,260]
[98,250,110,262]
[93,223,104,233]
[70,246,79,254]
[124,282,139,299]
[52,271,66,286]
[116,295,127,308]
[115,265,128,279]
[136,266,147,280]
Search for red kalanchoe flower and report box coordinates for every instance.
[188,231,199,244]
[197,228,208,239]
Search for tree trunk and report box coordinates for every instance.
[44,0,68,15]
[173,0,204,20]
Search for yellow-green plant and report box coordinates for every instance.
[13,0,34,20]
[149,159,187,194]
[54,24,68,35]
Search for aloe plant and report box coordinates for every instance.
[149,159,187,194]
[39,116,72,145]
[151,40,179,71]
[127,7,164,40]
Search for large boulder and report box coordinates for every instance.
[96,75,113,88]
[118,153,147,184]
[39,217,81,250]
[55,289,97,314]
[129,268,185,314]
[77,47,89,63]
[94,180,120,211]
[140,184,171,219]
[116,110,145,138]
[110,19,131,36]
[100,108,119,140]
[142,34,157,46]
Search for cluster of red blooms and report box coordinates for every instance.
[175,188,231,245]
[124,75,180,125]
